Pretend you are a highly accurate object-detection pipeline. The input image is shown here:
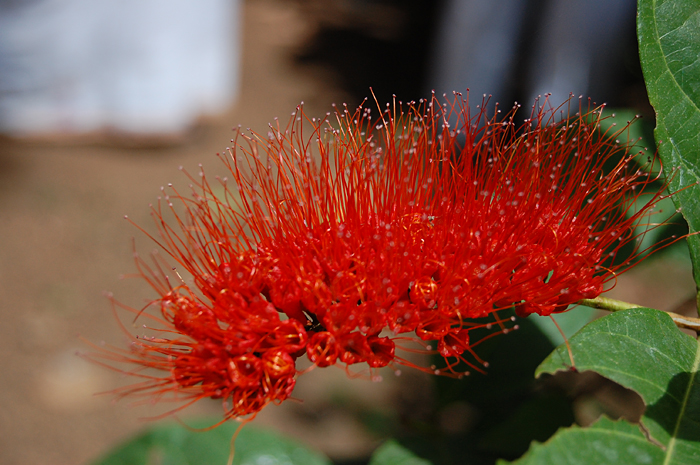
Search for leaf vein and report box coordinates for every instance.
[662,336,700,465]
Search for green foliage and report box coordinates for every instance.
[531,308,700,464]
[369,441,434,465]
[638,0,700,302]
[92,421,331,465]
[496,416,665,465]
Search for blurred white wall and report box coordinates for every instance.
[0,0,240,135]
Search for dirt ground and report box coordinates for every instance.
[0,2,697,465]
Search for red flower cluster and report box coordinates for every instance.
[99,93,669,421]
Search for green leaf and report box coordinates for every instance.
[638,0,700,307]
[528,306,595,347]
[536,308,700,464]
[92,419,331,465]
[369,441,434,465]
[497,416,665,465]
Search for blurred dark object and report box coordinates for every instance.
[293,0,649,114]
[292,0,443,106]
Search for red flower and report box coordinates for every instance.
[95,93,670,420]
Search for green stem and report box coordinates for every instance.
[577,296,700,333]
[578,296,642,313]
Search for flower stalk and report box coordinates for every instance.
[579,296,700,332]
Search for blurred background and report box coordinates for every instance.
[0,0,696,464]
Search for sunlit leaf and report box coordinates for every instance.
[497,416,664,465]
[638,0,700,306]
[531,308,700,464]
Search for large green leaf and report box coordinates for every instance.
[496,416,664,465]
[638,0,700,308]
[531,308,700,464]
[369,441,434,465]
[92,420,331,465]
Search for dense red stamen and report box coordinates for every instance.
[91,93,672,421]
